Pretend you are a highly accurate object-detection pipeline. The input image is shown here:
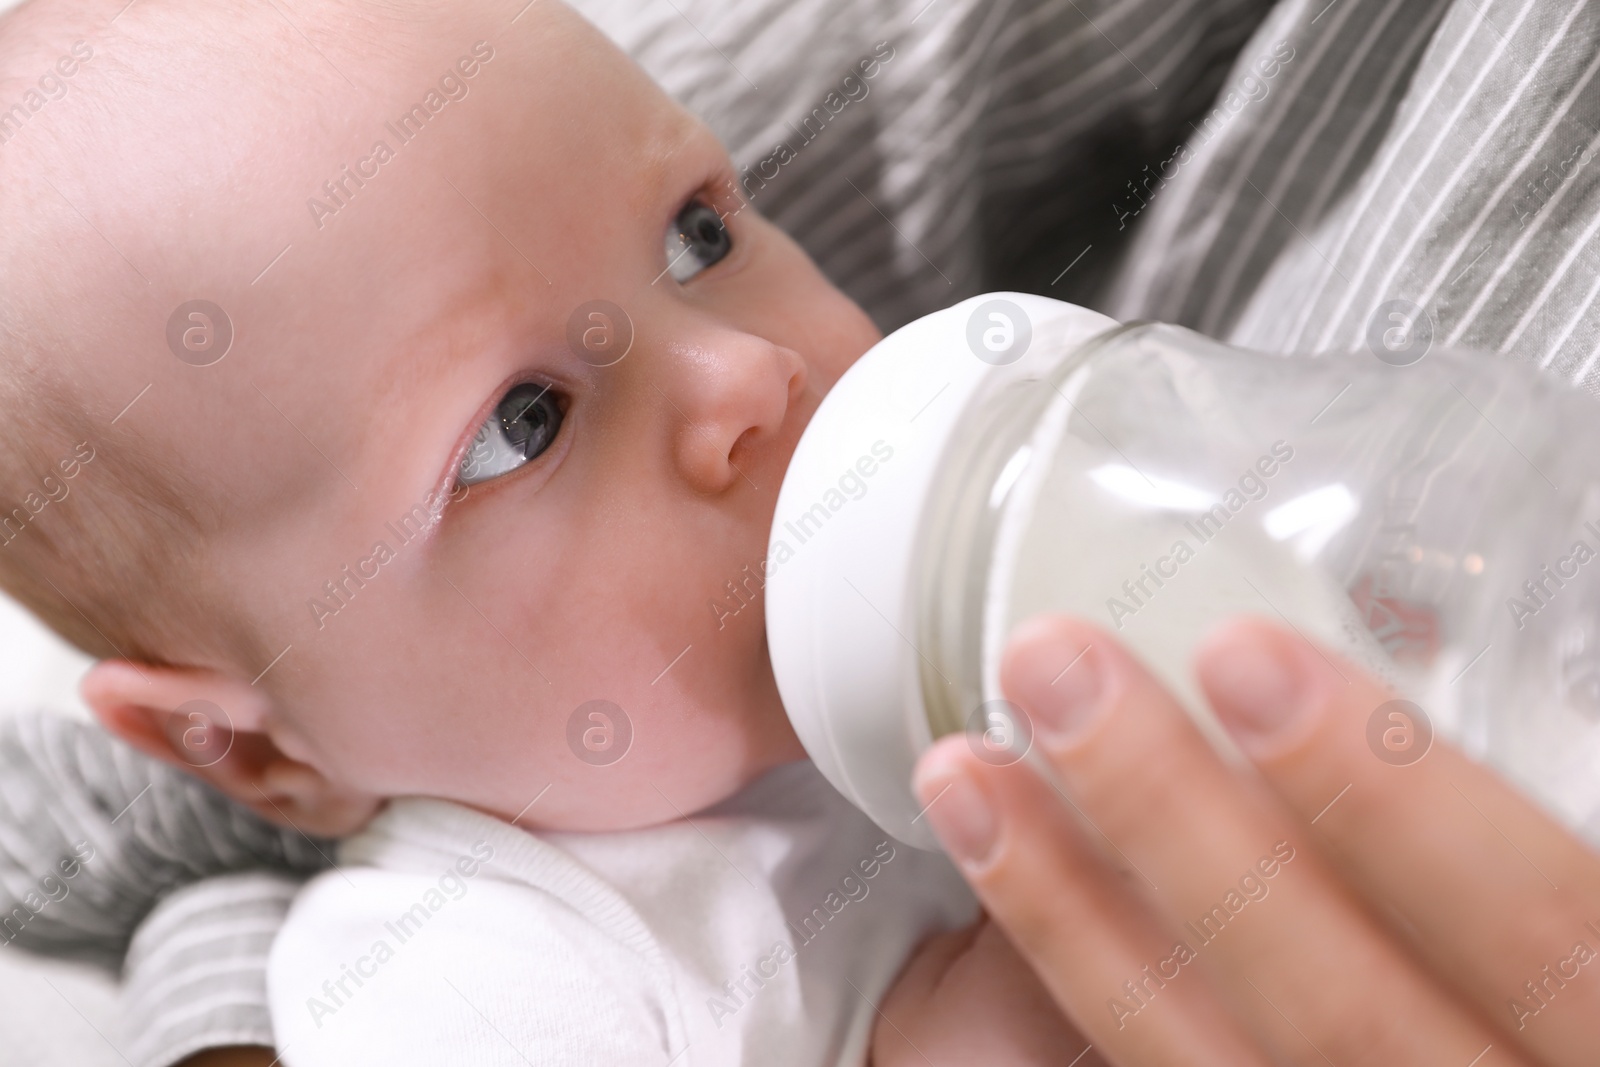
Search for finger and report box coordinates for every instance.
[885,917,1106,1067]
[915,736,1272,1067]
[881,923,983,1007]
[958,921,1111,1067]
[874,923,985,1067]
[998,614,1522,1067]
[1196,615,1600,1064]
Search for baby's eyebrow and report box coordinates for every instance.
[375,276,519,427]
[628,114,712,219]
[387,114,713,405]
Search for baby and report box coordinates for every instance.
[0,0,1078,1063]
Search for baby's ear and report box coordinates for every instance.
[81,660,380,837]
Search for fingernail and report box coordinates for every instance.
[1009,636,1104,746]
[915,762,998,868]
[1200,625,1319,750]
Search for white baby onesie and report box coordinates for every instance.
[267,760,977,1066]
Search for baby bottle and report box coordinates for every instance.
[765,292,1600,849]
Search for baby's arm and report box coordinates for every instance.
[871,915,1099,1066]
[0,711,330,1065]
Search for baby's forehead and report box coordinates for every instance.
[7,0,694,508]
[6,3,671,313]
[3,0,635,153]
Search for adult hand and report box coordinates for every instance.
[912,614,1600,1066]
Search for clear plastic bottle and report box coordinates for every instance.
[767,293,1600,848]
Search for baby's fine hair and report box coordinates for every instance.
[0,0,455,668]
[0,2,220,666]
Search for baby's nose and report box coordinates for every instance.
[665,332,806,495]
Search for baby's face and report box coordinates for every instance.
[47,1,879,828]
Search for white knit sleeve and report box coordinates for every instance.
[270,868,675,1067]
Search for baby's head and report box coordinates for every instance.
[0,0,879,833]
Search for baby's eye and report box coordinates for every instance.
[664,198,732,282]
[457,382,565,487]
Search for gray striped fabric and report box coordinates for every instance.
[0,713,328,1065]
[610,0,1600,390]
[1107,0,1600,397]
[120,874,305,1067]
[584,0,1278,330]
[6,0,1600,1062]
